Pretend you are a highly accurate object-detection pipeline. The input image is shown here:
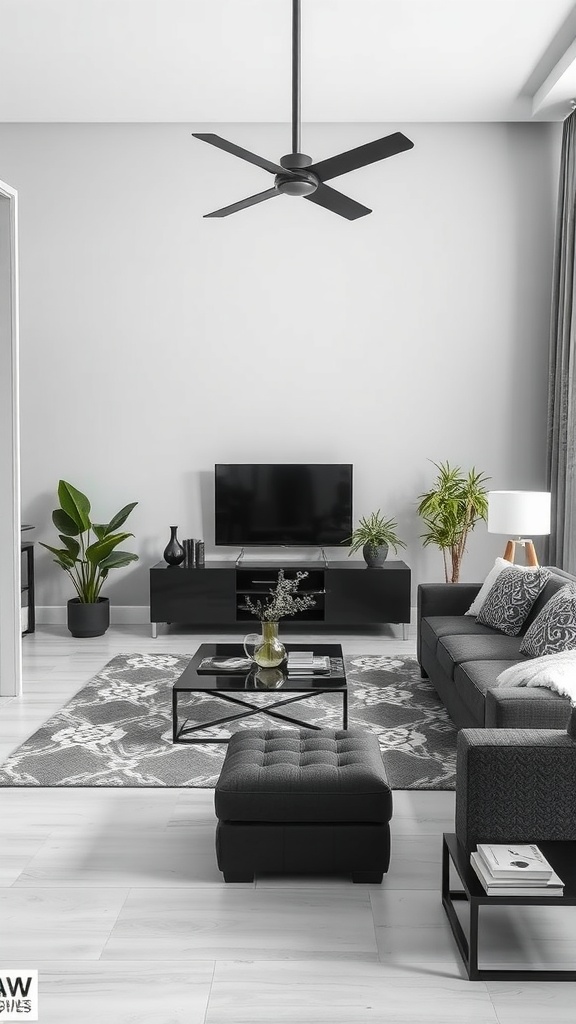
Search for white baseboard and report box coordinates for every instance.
[37,605,150,625]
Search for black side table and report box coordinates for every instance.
[20,533,35,636]
[442,832,576,981]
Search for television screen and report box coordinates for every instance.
[215,464,353,546]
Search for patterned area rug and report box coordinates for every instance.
[0,654,457,790]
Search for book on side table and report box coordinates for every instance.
[471,843,564,896]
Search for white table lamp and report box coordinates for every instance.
[487,491,551,566]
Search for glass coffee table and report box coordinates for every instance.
[172,642,347,744]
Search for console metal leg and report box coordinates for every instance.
[151,622,157,639]
[402,622,408,640]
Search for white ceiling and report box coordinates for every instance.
[1,0,576,123]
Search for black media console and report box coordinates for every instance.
[149,559,411,637]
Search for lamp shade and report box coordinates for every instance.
[487,491,551,537]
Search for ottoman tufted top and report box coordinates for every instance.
[214,729,392,823]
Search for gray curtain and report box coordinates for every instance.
[547,110,576,572]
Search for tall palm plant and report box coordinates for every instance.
[417,461,489,583]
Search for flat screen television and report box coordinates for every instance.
[215,464,353,547]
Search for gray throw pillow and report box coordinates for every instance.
[520,583,576,657]
[476,566,551,636]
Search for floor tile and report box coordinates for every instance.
[0,887,129,959]
[370,887,448,928]
[206,960,498,1022]
[375,922,461,964]
[0,830,52,884]
[14,824,230,888]
[390,790,455,835]
[486,980,576,1021]
[383,834,443,889]
[32,961,214,1024]
[101,887,378,961]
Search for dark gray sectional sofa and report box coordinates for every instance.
[417,566,576,729]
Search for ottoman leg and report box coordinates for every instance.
[223,871,254,883]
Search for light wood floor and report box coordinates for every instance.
[1,623,574,1022]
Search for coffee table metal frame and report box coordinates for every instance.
[442,832,576,981]
[172,642,348,744]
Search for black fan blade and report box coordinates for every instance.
[304,183,371,220]
[192,133,290,177]
[204,188,280,219]
[309,132,414,182]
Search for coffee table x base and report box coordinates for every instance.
[172,687,348,743]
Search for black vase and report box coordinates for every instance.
[164,526,185,566]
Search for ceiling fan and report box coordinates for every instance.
[192,0,414,220]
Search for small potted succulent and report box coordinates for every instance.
[41,480,138,637]
[344,510,406,568]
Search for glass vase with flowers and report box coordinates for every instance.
[241,569,316,668]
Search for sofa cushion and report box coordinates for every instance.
[437,633,525,680]
[477,566,550,636]
[520,584,576,657]
[421,615,498,655]
[454,659,527,724]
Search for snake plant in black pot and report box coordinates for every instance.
[41,480,138,637]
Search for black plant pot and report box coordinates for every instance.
[362,542,389,568]
[67,597,110,638]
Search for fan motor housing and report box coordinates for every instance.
[275,169,318,197]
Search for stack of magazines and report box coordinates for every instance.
[287,651,330,676]
[470,843,564,896]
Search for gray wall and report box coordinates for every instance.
[0,121,561,613]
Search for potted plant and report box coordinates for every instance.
[417,460,489,583]
[344,510,406,567]
[41,480,138,637]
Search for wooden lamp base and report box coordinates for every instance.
[503,539,539,567]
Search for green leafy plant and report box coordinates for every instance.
[41,480,139,603]
[240,569,316,621]
[417,461,489,583]
[344,510,406,556]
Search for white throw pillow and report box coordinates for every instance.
[465,557,511,615]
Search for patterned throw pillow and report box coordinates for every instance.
[476,566,551,636]
[520,583,576,657]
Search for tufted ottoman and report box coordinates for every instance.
[214,728,393,883]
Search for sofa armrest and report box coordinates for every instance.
[455,728,576,852]
[486,687,572,729]
[417,583,481,664]
[417,583,481,619]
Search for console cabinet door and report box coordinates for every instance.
[325,568,410,624]
[150,568,235,625]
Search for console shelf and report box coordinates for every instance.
[149,559,411,637]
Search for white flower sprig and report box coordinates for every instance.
[240,569,316,621]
